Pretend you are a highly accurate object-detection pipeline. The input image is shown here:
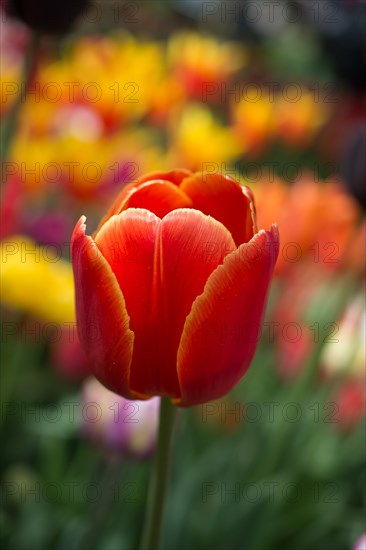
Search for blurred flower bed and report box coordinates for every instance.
[1,3,365,550]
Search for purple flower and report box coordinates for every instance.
[81,377,160,458]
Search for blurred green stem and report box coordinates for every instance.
[139,398,177,550]
[252,276,353,477]
[0,314,27,431]
[79,456,121,550]
[0,32,40,165]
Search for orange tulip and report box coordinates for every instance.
[71,170,279,406]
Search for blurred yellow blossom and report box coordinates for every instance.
[274,89,331,146]
[231,85,331,152]
[169,104,242,170]
[9,128,168,197]
[231,94,275,153]
[0,236,75,323]
[14,33,165,135]
[168,31,247,100]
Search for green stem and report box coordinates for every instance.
[0,32,40,165]
[139,398,177,550]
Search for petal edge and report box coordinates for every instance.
[71,216,140,399]
[176,225,279,406]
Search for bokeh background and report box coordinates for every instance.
[1,1,365,549]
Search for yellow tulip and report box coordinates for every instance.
[1,236,75,324]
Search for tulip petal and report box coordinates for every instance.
[119,180,193,218]
[180,172,255,246]
[95,208,236,398]
[176,225,279,406]
[135,169,192,187]
[94,182,135,236]
[95,170,193,235]
[155,209,236,397]
[71,216,137,398]
[96,209,164,396]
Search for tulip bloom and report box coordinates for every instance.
[71,170,279,406]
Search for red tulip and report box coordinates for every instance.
[71,170,279,406]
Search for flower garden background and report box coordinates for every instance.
[1,1,365,549]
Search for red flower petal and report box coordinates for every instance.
[135,169,192,187]
[176,225,279,406]
[95,209,160,393]
[179,172,256,246]
[95,208,236,398]
[95,170,193,235]
[94,182,135,236]
[71,216,138,398]
[119,180,193,218]
[153,209,236,397]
